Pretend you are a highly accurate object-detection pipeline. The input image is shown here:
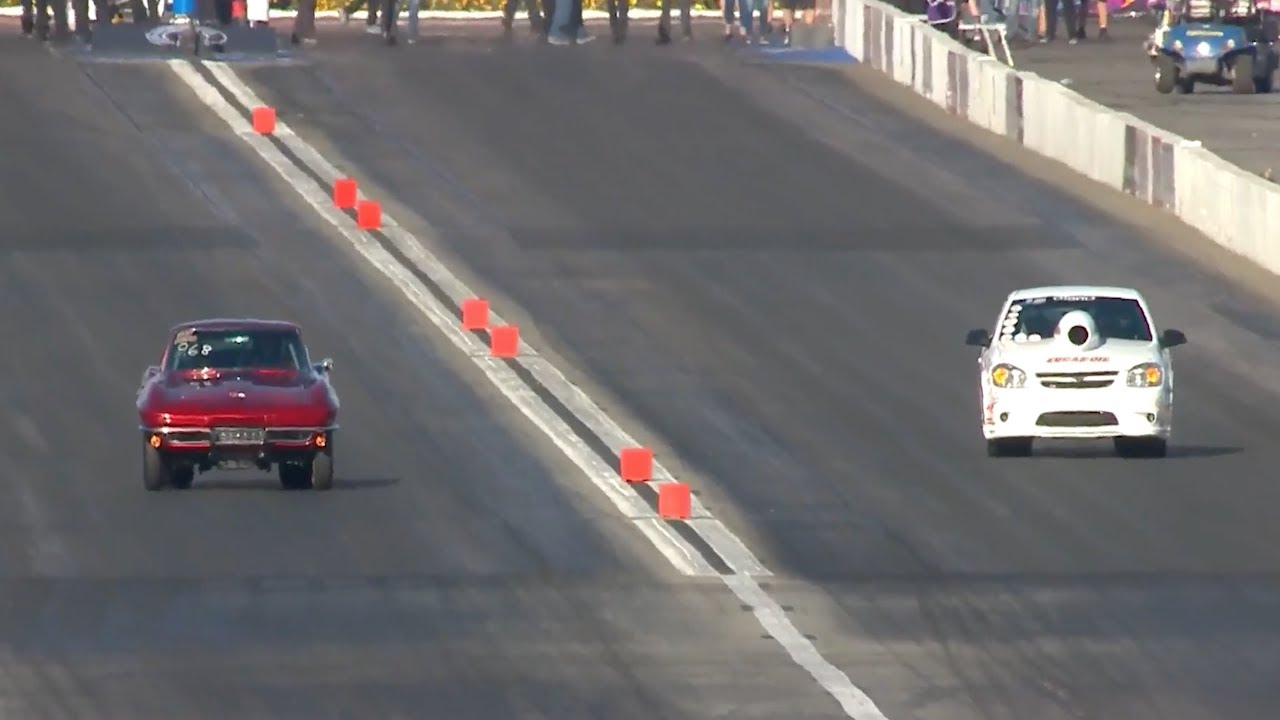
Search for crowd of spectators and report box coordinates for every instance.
[15,0,838,52]
[888,0,1110,49]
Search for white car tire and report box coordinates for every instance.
[1114,437,1168,458]
[987,437,1033,457]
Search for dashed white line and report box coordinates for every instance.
[167,58,891,720]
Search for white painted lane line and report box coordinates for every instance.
[168,58,891,719]
[199,58,769,576]
[166,59,716,579]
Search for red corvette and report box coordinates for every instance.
[136,319,340,491]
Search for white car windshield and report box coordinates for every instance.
[999,295,1153,342]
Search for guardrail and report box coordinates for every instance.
[833,0,1280,275]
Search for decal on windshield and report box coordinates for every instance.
[1051,295,1096,302]
[174,328,197,345]
[999,304,1042,343]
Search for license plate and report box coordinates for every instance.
[213,427,265,445]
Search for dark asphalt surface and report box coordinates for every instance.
[1013,14,1280,179]
[0,34,848,719]
[233,21,1280,719]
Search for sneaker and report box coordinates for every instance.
[575,26,594,42]
[365,24,381,34]
[547,31,571,44]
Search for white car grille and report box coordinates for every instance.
[1035,371,1119,389]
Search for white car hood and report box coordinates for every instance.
[992,336,1162,375]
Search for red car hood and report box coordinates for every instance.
[141,370,333,427]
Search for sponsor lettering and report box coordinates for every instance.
[1046,356,1110,363]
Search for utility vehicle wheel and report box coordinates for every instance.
[1156,54,1178,94]
[1115,437,1168,458]
[1256,57,1275,93]
[1233,54,1257,93]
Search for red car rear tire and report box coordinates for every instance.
[143,441,167,491]
[310,448,334,491]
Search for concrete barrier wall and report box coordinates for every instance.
[833,0,1279,272]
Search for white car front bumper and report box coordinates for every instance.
[983,385,1172,440]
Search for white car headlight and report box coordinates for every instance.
[990,363,1026,389]
[1126,362,1164,388]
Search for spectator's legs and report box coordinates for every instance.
[540,0,554,33]
[504,0,542,31]
[572,0,592,41]
[607,0,629,41]
[1044,0,1076,39]
[549,0,572,43]
[1004,0,1024,39]
[798,0,814,25]
[656,0,689,41]
[70,0,90,40]
[524,0,544,30]
[737,0,752,35]
[35,0,68,39]
[380,0,398,43]
[723,0,737,39]
[292,0,317,43]
[20,0,35,35]
[406,0,419,41]
[1024,0,1043,39]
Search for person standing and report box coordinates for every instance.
[1042,0,1076,41]
[405,0,420,42]
[608,0,686,43]
[654,0,692,43]
[20,0,35,37]
[1073,0,1108,41]
[291,0,318,44]
[778,0,813,45]
[502,0,545,36]
[30,0,69,41]
[548,0,591,44]
[340,0,382,35]
[380,0,399,45]
[69,0,109,44]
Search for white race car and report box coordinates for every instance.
[966,285,1187,458]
